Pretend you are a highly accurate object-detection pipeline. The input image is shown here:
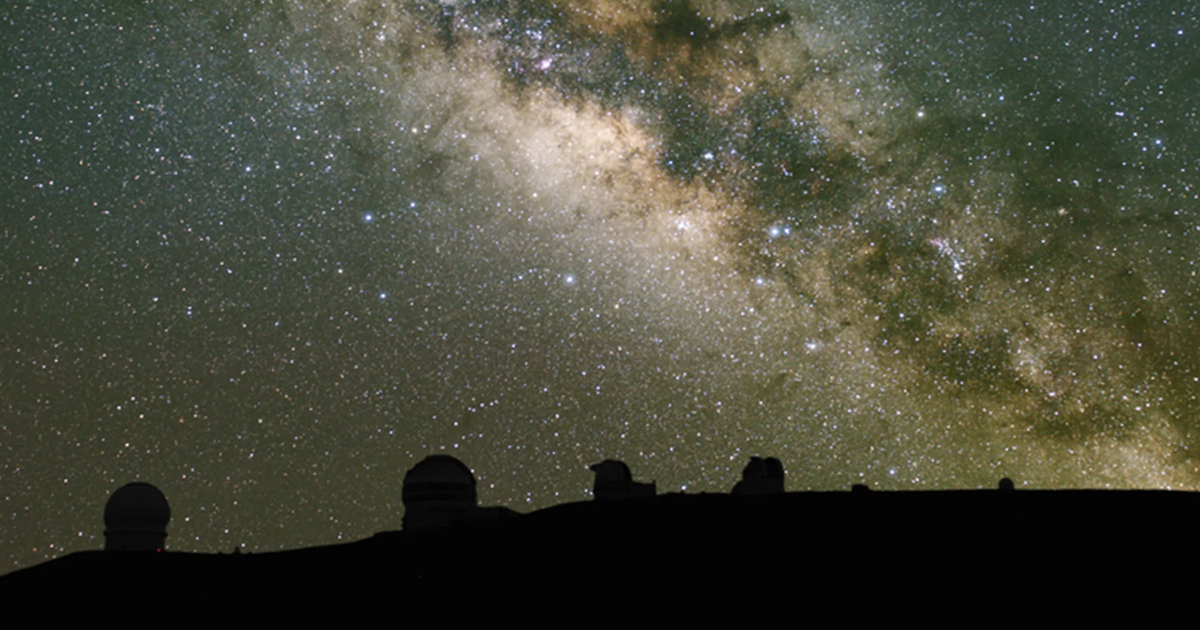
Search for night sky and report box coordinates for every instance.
[5,0,1199,572]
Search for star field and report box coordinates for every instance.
[4,0,1200,572]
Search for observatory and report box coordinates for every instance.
[104,482,170,552]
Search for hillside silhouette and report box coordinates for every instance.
[4,455,1195,607]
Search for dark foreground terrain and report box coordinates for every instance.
[5,487,1193,609]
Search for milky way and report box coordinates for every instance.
[5,0,1199,571]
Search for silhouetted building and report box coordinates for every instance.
[732,456,785,496]
[402,455,479,532]
[590,459,656,500]
[104,482,170,552]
